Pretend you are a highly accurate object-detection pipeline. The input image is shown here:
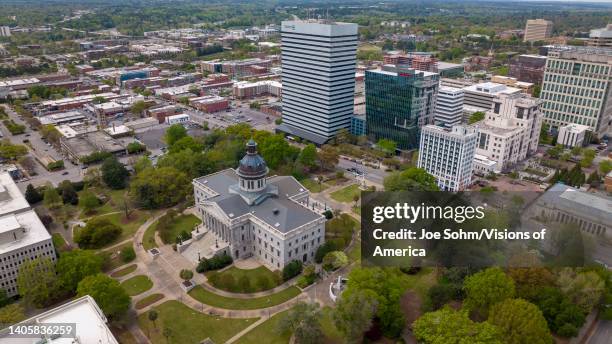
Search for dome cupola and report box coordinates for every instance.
[236,139,268,192]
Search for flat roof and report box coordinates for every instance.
[0,210,51,255]
[464,82,521,95]
[0,172,30,215]
[0,295,118,344]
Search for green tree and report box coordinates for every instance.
[488,299,553,344]
[17,257,61,308]
[0,288,9,308]
[0,304,26,328]
[344,267,406,338]
[383,167,439,191]
[179,269,194,281]
[57,180,78,205]
[532,287,586,338]
[148,310,158,328]
[413,307,502,344]
[0,140,28,160]
[464,267,515,318]
[77,274,130,320]
[298,144,318,169]
[468,111,485,124]
[277,302,323,344]
[43,186,61,208]
[101,156,129,189]
[130,100,148,116]
[333,290,379,343]
[557,269,605,314]
[74,217,122,249]
[165,124,187,146]
[318,145,339,171]
[322,251,348,271]
[599,159,612,175]
[25,184,42,204]
[129,166,190,209]
[79,190,100,213]
[258,134,300,170]
[56,250,104,292]
[376,139,397,156]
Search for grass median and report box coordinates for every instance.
[188,285,301,310]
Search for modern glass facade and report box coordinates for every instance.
[365,66,439,150]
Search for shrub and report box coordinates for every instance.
[80,151,112,165]
[47,160,64,171]
[120,247,136,263]
[195,253,232,273]
[315,241,339,263]
[180,269,194,281]
[323,210,333,219]
[282,260,303,281]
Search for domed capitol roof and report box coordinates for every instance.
[237,139,268,179]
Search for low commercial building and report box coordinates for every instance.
[536,183,611,240]
[38,110,87,126]
[557,123,590,148]
[165,114,190,125]
[233,80,282,99]
[0,173,55,297]
[418,125,477,191]
[39,92,122,112]
[125,117,159,131]
[0,295,118,343]
[490,75,534,95]
[148,105,182,124]
[588,24,612,48]
[190,96,229,113]
[60,131,126,164]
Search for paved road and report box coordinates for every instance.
[338,156,387,186]
[587,320,612,344]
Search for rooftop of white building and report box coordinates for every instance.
[463,82,521,95]
[0,295,118,344]
[0,172,30,215]
[0,210,51,255]
[561,123,590,134]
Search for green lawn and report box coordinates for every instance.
[206,266,282,293]
[326,213,359,250]
[235,307,342,344]
[188,286,301,310]
[330,184,361,203]
[135,293,165,310]
[120,275,153,296]
[79,188,129,217]
[398,267,437,299]
[52,233,69,252]
[142,221,158,251]
[157,214,201,245]
[299,178,329,193]
[110,264,137,278]
[235,310,291,344]
[100,242,135,272]
[347,239,361,263]
[137,300,257,344]
[97,210,150,244]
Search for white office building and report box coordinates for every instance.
[435,86,464,128]
[524,19,553,42]
[278,20,358,144]
[462,82,522,112]
[418,125,477,191]
[0,295,118,343]
[0,173,56,297]
[472,93,543,173]
[558,123,590,148]
[191,140,325,270]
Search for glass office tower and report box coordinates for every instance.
[365,65,439,150]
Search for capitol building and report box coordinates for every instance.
[190,140,326,269]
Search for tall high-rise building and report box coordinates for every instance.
[366,64,439,150]
[588,24,612,48]
[435,86,464,128]
[540,46,612,135]
[278,20,358,144]
[418,125,477,191]
[524,19,553,42]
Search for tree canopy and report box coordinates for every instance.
[488,299,553,344]
[383,167,439,191]
[77,274,130,320]
[413,307,503,344]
